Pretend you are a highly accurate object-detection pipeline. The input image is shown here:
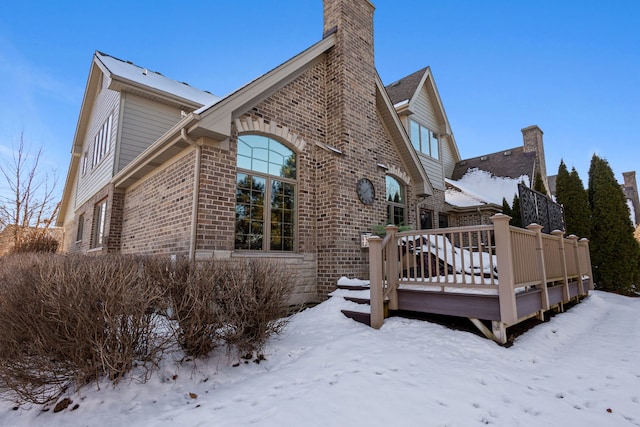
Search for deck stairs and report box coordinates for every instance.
[329,280,372,326]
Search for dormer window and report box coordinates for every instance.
[409,119,439,160]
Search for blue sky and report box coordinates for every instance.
[1,0,639,199]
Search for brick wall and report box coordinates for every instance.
[316,0,383,294]
[194,144,236,253]
[120,151,195,256]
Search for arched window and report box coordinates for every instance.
[386,175,406,226]
[235,134,296,251]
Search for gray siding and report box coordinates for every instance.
[75,87,120,208]
[117,94,183,172]
[412,84,445,191]
[419,155,445,191]
[441,135,457,179]
[412,84,440,132]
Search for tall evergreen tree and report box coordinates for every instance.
[501,197,512,217]
[555,160,591,238]
[533,172,547,195]
[588,154,640,295]
[511,194,522,228]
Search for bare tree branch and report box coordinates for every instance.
[0,131,60,248]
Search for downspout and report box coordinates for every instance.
[181,128,200,262]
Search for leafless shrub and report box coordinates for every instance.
[159,257,225,358]
[0,254,297,403]
[10,230,59,253]
[0,253,171,404]
[216,259,296,357]
[161,258,296,359]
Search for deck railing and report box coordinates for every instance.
[368,213,594,330]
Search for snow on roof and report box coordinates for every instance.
[393,99,409,109]
[96,51,220,106]
[446,168,530,207]
[445,186,488,207]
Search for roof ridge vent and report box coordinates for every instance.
[480,156,488,161]
[503,150,512,156]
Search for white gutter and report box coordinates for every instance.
[181,128,200,262]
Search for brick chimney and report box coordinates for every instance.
[622,171,640,226]
[323,0,376,152]
[521,125,549,194]
[316,0,378,293]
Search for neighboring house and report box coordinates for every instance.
[547,170,640,228]
[0,225,63,256]
[452,125,549,194]
[0,226,14,256]
[622,171,640,227]
[58,0,465,304]
[447,125,551,223]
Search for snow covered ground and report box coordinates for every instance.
[2,290,639,427]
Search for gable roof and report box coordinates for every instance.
[385,67,428,106]
[113,32,434,196]
[61,27,438,225]
[95,52,220,107]
[375,73,433,196]
[452,146,536,181]
[385,67,461,163]
[57,52,222,226]
[112,34,338,189]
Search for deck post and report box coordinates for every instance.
[490,214,518,326]
[385,225,399,311]
[580,238,594,291]
[527,223,549,315]
[491,321,508,345]
[567,235,584,296]
[553,231,570,302]
[368,236,384,329]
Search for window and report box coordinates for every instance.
[438,213,449,229]
[420,209,433,230]
[235,135,296,251]
[91,114,113,168]
[92,200,107,248]
[81,151,88,175]
[76,214,85,242]
[409,119,439,159]
[386,176,406,226]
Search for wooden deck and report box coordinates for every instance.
[366,214,594,343]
